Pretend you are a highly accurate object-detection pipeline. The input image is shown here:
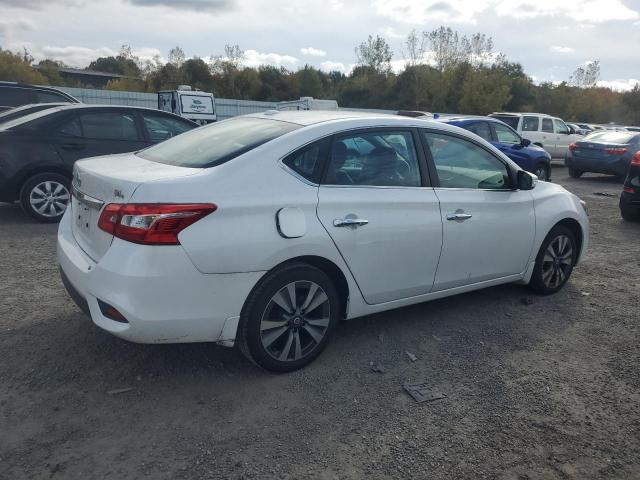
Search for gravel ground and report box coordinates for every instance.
[1,166,639,480]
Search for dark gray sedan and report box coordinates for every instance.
[0,105,197,222]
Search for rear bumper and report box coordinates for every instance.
[565,154,629,175]
[57,210,265,345]
[620,192,640,210]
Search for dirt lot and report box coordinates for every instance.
[1,166,639,480]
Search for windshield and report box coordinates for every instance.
[138,117,301,168]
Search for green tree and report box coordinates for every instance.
[36,59,65,85]
[296,65,323,98]
[458,67,512,114]
[0,49,48,84]
[355,35,393,74]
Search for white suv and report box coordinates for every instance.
[490,112,583,158]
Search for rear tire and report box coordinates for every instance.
[19,173,71,223]
[568,168,583,179]
[620,206,640,222]
[237,263,340,372]
[529,225,577,295]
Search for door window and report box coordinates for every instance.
[0,88,31,107]
[541,118,554,133]
[553,119,569,134]
[422,131,510,190]
[142,113,194,142]
[522,116,539,132]
[36,91,69,103]
[493,123,521,144]
[282,138,330,183]
[79,111,140,140]
[465,122,492,141]
[55,116,82,137]
[324,130,421,187]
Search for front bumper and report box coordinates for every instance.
[57,210,265,345]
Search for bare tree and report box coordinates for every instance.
[570,60,600,87]
[355,35,393,73]
[402,29,427,67]
[425,27,495,71]
[168,46,185,67]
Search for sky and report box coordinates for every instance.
[0,0,639,90]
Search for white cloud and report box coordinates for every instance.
[319,60,354,73]
[596,78,639,92]
[379,26,404,39]
[551,45,575,53]
[242,49,298,68]
[374,0,639,24]
[300,47,326,57]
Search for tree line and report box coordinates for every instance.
[1,27,639,125]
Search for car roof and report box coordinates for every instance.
[491,112,555,118]
[244,110,411,126]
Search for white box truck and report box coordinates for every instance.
[277,97,339,111]
[158,86,216,124]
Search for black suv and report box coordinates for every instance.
[0,104,197,222]
[0,82,79,112]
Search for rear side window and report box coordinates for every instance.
[282,138,330,183]
[36,91,69,103]
[55,116,82,137]
[464,122,492,141]
[541,118,554,133]
[142,112,194,142]
[139,117,300,168]
[0,87,31,107]
[522,116,539,131]
[80,112,140,140]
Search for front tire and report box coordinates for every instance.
[568,168,583,179]
[534,163,550,181]
[238,263,340,372]
[19,173,71,223]
[529,225,577,295]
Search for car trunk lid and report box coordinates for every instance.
[71,152,201,261]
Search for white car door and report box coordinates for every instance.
[553,118,581,157]
[316,129,443,305]
[540,117,558,156]
[520,115,542,145]
[420,130,536,291]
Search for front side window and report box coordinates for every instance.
[422,131,510,190]
[553,119,569,134]
[493,123,521,144]
[139,117,300,168]
[80,112,140,140]
[283,138,329,183]
[464,122,492,142]
[541,118,554,133]
[324,130,421,187]
[142,113,194,142]
[522,116,540,132]
[36,91,68,103]
[0,88,31,107]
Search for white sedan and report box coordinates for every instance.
[58,111,589,372]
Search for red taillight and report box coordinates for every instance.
[631,152,640,166]
[604,147,627,155]
[569,143,578,152]
[623,187,635,194]
[98,203,217,245]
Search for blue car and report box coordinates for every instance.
[438,116,552,181]
[565,131,640,178]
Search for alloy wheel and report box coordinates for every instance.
[260,280,331,362]
[541,234,573,288]
[29,181,70,218]
[535,166,548,181]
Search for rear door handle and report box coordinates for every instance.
[61,143,85,150]
[333,218,369,228]
[446,212,472,221]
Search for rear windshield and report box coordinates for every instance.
[586,132,637,144]
[489,115,519,130]
[138,117,301,168]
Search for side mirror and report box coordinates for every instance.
[517,170,536,190]
[568,126,575,134]
[520,138,531,147]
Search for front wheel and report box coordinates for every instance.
[19,172,71,223]
[534,163,550,181]
[568,168,583,179]
[238,263,340,372]
[529,225,577,295]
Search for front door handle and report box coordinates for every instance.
[446,212,472,222]
[333,218,369,228]
[61,143,85,150]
